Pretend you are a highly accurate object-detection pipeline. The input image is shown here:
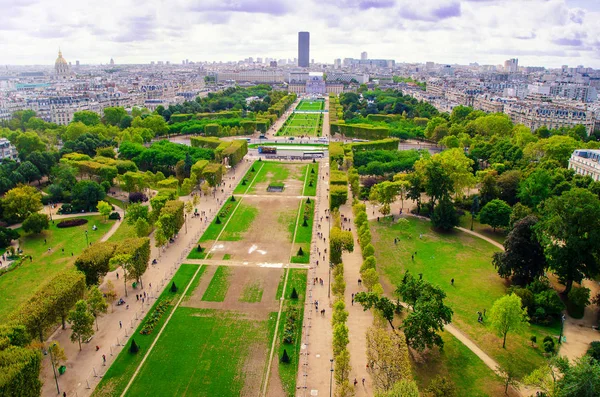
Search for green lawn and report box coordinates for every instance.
[276,269,307,396]
[303,163,319,197]
[107,220,138,243]
[239,280,264,303]
[219,202,258,241]
[0,215,114,321]
[124,308,277,397]
[371,217,552,378]
[105,195,126,210]
[93,264,202,397]
[233,161,262,194]
[291,199,314,263]
[197,199,241,243]
[201,266,231,302]
[278,112,322,137]
[412,331,508,397]
[296,99,325,111]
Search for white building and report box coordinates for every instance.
[0,138,18,161]
[569,149,600,181]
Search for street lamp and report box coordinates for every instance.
[85,230,89,247]
[329,358,334,397]
[48,343,60,395]
[558,314,566,344]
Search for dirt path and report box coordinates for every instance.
[40,160,253,397]
[338,191,375,396]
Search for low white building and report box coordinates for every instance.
[569,149,600,181]
[0,138,18,161]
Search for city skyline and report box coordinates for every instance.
[1,0,600,67]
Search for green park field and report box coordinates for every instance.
[371,217,556,380]
[0,215,115,321]
[278,112,322,137]
[296,99,325,111]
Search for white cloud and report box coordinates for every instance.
[0,0,600,67]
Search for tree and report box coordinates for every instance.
[518,169,552,208]
[489,294,529,348]
[430,198,459,231]
[330,227,354,265]
[396,272,453,351]
[497,170,521,205]
[17,161,42,183]
[0,226,20,248]
[536,188,600,293]
[366,327,412,393]
[479,199,512,231]
[355,292,401,329]
[370,181,403,216]
[104,280,117,312]
[73,110,101,126]
[47,341,67,372]
[426,376,457,397]
[71,180,106,212]
[15,132,45,158]
[97,200,112,222]
[493,215,547,285]
[135,217,150,237]
[375,380,419,397]
[22,213,49,234]
[68,300,95,350]
[103,107,127,126]
[414,157,454,212]
[125,203,149,225]
[499,356,520,395]
[87,286,108,331]
[2,184,43,222]
[109,254,133,297]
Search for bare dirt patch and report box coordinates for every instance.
[253,163,305,196]
[209,196,298,263]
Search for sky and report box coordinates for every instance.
[1,0,600,68]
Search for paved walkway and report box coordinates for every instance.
[40,159,253,397]
[296,145,334,395]
[338,191,375,396]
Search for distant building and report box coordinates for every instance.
[55,49,70,79]
[306,72,325,94]
[0,138,18,161]
[298,32,310,68]
[334,59,341,69]
[504,58,518,73]
[569,149,600,181]
[110,58,115,65]
[361,51,368,60]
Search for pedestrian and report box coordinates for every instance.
[102,354,106,365]
[411,254,414,261]
[136,294,139,301]
[63,392,66,397]
[144,292,146,298]
[321,309,325,316]
[119,321,122,329]
[149,283,152,289]
[116,273,119,280]
[142,298,145,304]
[354,378,358,387]
[451,278,454,286]
[362,378,365,386]
[358,279,362,286]
[394,238,397,245]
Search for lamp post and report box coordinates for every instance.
[184,214,187,234]
[85,230,89,247]
[48,343,60,395]
[329,358,334,397]
[558,314,566,344]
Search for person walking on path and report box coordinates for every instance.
[119,321,122,329]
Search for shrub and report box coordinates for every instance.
[171,282,178,293]
[57,219,88,228]
[297,247,304,256]
[306,197,311,204]
[108,212,121,220]
[530,335,537,346]
[215,216,221,225]
[302,219,308,227]
[281,349,290,363]
[196,245,203,252]
[129,339,139,353]
[587,341,600,362]
[230,195,236,202]
[543,336,555,353]
[568,286,591,319]
[291,288,298,299]
[22,213,50,234]
[129,192,148,203]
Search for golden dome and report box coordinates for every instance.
[55,50,68,66]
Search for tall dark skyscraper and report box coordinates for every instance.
[298,32,310,68]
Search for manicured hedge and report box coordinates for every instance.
[169,114,194,123]
[204,124,222,136]
[330,170,348,186]
[196,111,241,120]
[240,120,257,134]
[75,241,117,285]
[366,114,399,122]
[56,219,88,228]
[202,163,223,187]
[156,178,179,190]
[190,136,222,149]
[330,123,390,140]
[329,142,345,164]
[190,159,209,183]
[350,138,399,152]
[330,185,348,210]
[221,140,248,167]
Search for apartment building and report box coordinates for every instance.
[569,149,600,181]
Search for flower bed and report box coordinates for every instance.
[139,300,171,335]
[56,218,88,228]
[219,203,234,219]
